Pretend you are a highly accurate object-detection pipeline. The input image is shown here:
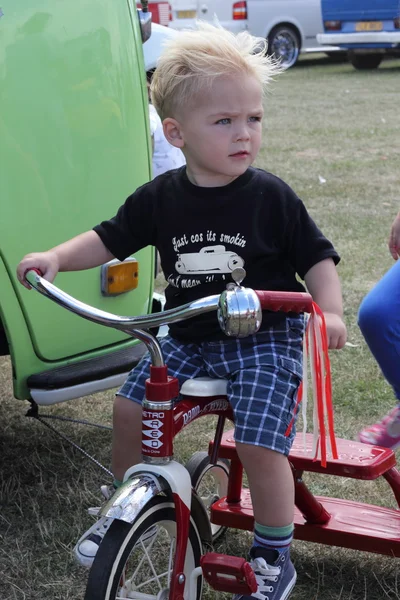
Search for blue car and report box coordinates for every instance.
[318,0,400,69]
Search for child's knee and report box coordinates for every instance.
[236,442,286,471]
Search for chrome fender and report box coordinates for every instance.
[100,471,169,523]
[100,461,192,524]
[99,461,212,544]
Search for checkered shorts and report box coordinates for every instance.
[118,317,304,456]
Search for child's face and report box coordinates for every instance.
[166,74,263,187]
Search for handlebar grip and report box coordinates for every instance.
[255,290,313,314]
[24,268,43,279]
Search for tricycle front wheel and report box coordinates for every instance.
[84,495,203,600]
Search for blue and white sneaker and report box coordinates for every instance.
[74,515,113,568]
[233,547,296,600]
[74,485,157,568]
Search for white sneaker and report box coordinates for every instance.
[74,481,159,569]
[74,517,159,568]
[74,485,115,567]
[100,484,114,500]
[74,516,113,568]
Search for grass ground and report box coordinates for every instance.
[1,54,400,600]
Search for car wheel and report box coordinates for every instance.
[175,260,185,273]
[267,25,300,69]
[348,52,383,70]
[227,256,244,271]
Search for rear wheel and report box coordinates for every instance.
[186,451,230,542]
[267,25,300,69]
[349,52,383,70]
[84,496,203,600]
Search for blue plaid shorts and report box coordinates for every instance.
[118,317,304,455]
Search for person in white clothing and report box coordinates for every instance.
[149,94,186,178]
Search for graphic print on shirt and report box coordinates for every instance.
[176,245,244,274]
[167,232,246,289]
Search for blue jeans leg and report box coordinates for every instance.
[358,259,400,401]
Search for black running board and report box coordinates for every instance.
[27,342,147,390]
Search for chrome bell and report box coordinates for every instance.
[217,268,262,337]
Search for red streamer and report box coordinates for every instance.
[284,302,338,467]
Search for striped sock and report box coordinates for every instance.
[253,522,294,562]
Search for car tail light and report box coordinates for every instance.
[394,17,400,29]
[138,1,171,26]
[233,1,247,20]
[156,2,171,26]
[324,20,342,31]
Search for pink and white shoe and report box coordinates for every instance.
[358,406,400,449]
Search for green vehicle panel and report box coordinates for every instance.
[0,0,156,400]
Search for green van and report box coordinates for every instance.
[0,1,161,406]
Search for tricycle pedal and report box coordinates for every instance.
[200,552,257,594]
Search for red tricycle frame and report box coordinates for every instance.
[24,269,400,600]
[142,374,400,598]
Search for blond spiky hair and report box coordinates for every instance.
[150,22,282,120]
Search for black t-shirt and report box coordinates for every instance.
[94,167,339,341]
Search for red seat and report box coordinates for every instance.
[209,429,396,480]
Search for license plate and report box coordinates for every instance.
[177,9,197,18]
[355,21,383,32]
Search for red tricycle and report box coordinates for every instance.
[25,269,400,600]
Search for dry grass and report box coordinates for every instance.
[1,54,400,599]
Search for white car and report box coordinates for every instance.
[143,22,181,71]
[169,0,341,68]
[175,245,245,274]
[169,0,248,35]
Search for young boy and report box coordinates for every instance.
[17,23,347,600]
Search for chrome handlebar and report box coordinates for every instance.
[24,269,262,366]
[25,270,221,332]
